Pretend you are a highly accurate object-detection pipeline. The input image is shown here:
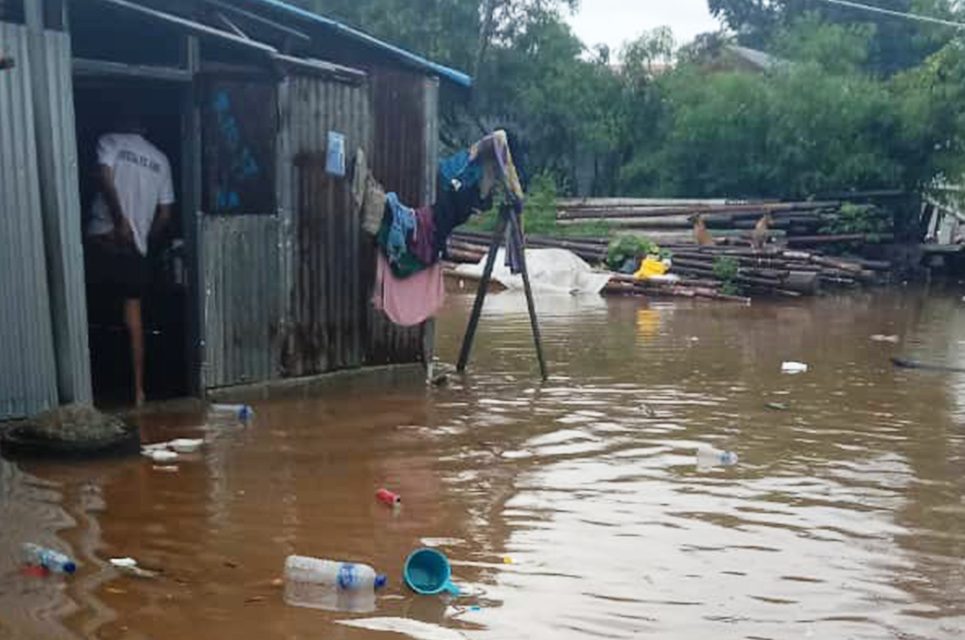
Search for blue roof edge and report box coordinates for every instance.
[249,0,473,88]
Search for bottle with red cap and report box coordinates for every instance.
[376,488,401,507]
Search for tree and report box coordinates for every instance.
[707,0,958,75]
[291,0,591,186]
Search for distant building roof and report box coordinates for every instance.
[723,45,787,72]
[247,0,472,88]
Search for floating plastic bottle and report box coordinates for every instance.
[696,447,739,468]
[209,403,254,423]
[781,361,808,374]
[285,556,386,591]
[22,543,76,574]
[284,555,386,613]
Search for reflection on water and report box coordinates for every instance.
[2,288,965,639]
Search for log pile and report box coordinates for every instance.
[446,231,890,300]
[660,246,889,297]
[556,198,894,248]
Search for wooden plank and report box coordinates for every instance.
[558,201,838,220]
[73,57,193,82]
[921,244,965,254]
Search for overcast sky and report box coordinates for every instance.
[567,0,722,53]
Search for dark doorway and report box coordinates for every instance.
[74,79,190,407]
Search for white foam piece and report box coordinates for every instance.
[337,618,467,640]
[169,439,203,453]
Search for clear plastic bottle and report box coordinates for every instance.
[209,403,254,423]
[284,555,386,613]
[696,447,739,468]
[22,543,77,574]
[284,555,386,591]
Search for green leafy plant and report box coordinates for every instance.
[713,255,741,295]
[606,236,659,272]
[818,203,893,253]
[821,203,891,237]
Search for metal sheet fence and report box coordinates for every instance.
[280,76,370,376]
[203,70,437,389]
[361,68,432,367]
[29,27,91,404]
[202,215,281,389]
[0,21,58,419]
[281,73,422,376]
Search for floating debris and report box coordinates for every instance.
[781,361,808,374]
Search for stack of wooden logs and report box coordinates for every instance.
[556,198,894,248]
[446,231,891,300]
[657,246,890,297]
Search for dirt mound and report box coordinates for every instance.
[2,404,139,458]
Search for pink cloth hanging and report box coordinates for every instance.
[372,253,445,327]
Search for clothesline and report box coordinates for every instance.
[359,129,527,327]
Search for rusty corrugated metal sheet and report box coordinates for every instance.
[203,69,437,388]
[282,75,370,376]
[279,71,428,377]
[370,67,427,206]
[0,21,58,419]
[363,68,435,366]
[202,215,282,389]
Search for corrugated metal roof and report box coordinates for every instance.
[246,0,473,88]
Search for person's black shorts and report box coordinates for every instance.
[85,236,151,300]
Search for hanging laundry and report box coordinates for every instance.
[362,179,387,236]
[351,148,368,213]
[376,196,431,279]
[409,206,437,266]
[372,253,445,327]
[368,130,528,285]
[354,148,388,237]
[439,149,483,192]
[433,159,492,254]
[384,193,416,266]
[432,129,527,259]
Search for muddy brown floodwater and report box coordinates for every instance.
[3,288,965,639]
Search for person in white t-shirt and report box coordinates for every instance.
[85,118,174,407]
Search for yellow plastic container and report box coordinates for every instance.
[634,256,669,280]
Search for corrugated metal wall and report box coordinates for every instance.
[28,27,92,405]
[202,215,281,388]
[0,21,58,419]
[362,68,435,366]
[370,68,429,206]
[203,69,438,389]
[281,75,372,377]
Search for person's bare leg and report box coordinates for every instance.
[123,298,146,407]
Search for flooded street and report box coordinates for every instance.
[2,288,965,639]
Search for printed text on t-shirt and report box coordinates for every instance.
[117,149,162,174]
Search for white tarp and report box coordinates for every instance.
[454,248,612,295]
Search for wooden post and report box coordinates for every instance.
[507,208,548,380]
[456,215,508,373]
[456,206,549,380]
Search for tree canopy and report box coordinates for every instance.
[708,0,958,75]
[292,0,965,208]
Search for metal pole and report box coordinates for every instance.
[507,208,548,380]
[456,215,507,373]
